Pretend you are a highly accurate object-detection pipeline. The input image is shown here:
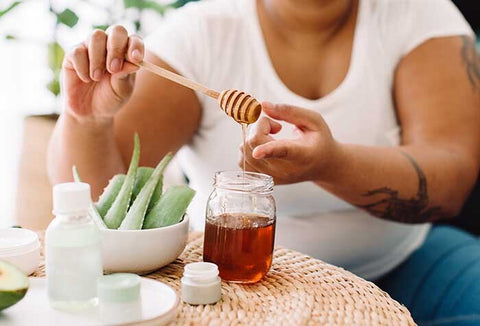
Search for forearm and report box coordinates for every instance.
[317,144,478,223]
[47,112,125,199]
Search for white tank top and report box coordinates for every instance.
[146,0,473,279]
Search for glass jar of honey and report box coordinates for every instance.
[203,171,276,283]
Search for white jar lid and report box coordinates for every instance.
[183,262,219,283]
[0,228,40,256]
[98,273,141,303]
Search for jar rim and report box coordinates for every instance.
[214,171,274,194]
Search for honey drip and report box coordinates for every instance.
[241,123,247,176]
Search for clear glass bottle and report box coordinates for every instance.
[46,182,103,311]
[203,171,276,283]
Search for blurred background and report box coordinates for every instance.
[0,0,198,229]
[0,0,478,229]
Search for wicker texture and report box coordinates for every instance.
[34,232,415,325]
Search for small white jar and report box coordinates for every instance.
[0,228,40,275]
[181,262,221,305]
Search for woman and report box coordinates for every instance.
[48,0,480,323]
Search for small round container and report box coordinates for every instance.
[181,262,221,305]
[98,273,142,324]
[0,228,40,275]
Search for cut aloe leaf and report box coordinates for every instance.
[131,167,153,203]
[119,153,173,230]
[131,167,164,210]
[72,166,81,183]
[104,134,140,229]
[96,174,126,218]
[149,175,163,212]
[143,185,195,229]
[88,205,107,229]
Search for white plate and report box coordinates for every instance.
[0,277,180,326]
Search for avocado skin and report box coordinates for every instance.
[0,288,28,311]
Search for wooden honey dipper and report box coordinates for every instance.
[131,60,261,124]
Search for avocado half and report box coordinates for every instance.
[0,260,29,311]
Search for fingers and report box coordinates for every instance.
[126,34,144,63]
[261,101,324,131]
[238,146,262,172]
[116,34,144,76]
[106,25,129,74]
[87,29,107,81]
[254,116,282,135]
[66,44,91,83]
[63,24,142,94]
[252,140,298,159]
[71,26,143,84]
[246,117,280,151]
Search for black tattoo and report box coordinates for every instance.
[358,152,444,223]
[461,36,480,91]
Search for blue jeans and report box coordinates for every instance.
[376,226,480,326]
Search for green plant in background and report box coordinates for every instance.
[1,1,20,41]
[0,1,20,18]
[1,0,199,100]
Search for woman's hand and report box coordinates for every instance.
[62,25,144,124]
[240,102,342,185]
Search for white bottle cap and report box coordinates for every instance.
[53,182,91,215]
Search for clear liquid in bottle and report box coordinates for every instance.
[46,182,103,312]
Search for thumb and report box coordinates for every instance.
[262,102,324,131]
[111,72,135,99]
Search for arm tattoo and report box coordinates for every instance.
[357,152,444,223]
[461,36,480,91]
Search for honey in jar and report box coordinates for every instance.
[203,172,276,283]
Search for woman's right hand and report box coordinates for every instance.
[62,25,144,124]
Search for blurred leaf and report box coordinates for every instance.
[93,24,109,31]
[5,34,15,40]
[56,8,79,28]
[48,42,65,72]
[123,0,141,8]
[47,78,60,97]
[0,1,20,18]
[124,0,167,15]
[170,0,199,9]
[142,1,167,14]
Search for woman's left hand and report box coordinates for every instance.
[240,102,342,185]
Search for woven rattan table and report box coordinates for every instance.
[34,232,415,325]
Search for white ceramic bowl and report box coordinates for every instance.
[101,215,189,274]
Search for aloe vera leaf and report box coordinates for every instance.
[131,167,153,203]
[143,185,195,229]
[119,153,173,230]
[132,169,163,212]
[72,165,81,183]
[148,175,163,212]
[103,133,141,229]
[88,205,107,229]
[96,174,126,218]
[71,166,107,229]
